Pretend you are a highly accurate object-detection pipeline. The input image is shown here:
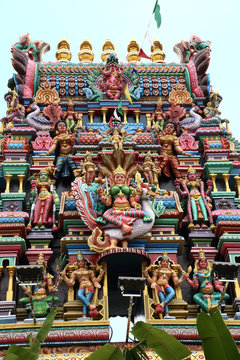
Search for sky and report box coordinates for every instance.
[1,0,240,137]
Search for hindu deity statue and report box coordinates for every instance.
[110,128,124,150]
[71,150,158,252]
[44,120,78,179]
[62,100,83,132]
[80,151,97,185]
[150,97,166,134]
[1,90,25,128]
[27,167,59,232]
[19,252,58,318]
[185,249,229,312]
[99,53,124,100]
[141,151,155,185]
[61,251,105,318]
[174,166,214,230]
[158,121,189,179]
[203,92,222,122]
[144,252,187,317]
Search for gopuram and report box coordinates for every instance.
[0,33,240,359]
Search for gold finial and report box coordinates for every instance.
[157,97,163,106]
[101,39,116,62]
[198,249,206,260]
[113,165,126,176]
[150,39,165,63]
[126,38,141,63]
[187,165,196,174]
[77,250,84,260]
[56,38,72,62]
[78,39,94,63]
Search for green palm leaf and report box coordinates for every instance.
[131,321,191,360]
[197,308,240,360]
[86,344,125,360]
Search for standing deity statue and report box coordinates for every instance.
[174,166,214,230]
[158,121,189,179]
[185,249,229,312]
[80,151,97,185]
[151,98,166,134]
[27,167,59,232]
[44,121,78,179]
[19,253,58,318]
[61,251,105,318]
[141,152,155,185]
[144,252,187,317]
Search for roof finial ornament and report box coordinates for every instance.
[56,38,72,62]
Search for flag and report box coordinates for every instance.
[153,0,161,28]
[145,28,153,46]
[139,48,151,60]
[117,99,123,116]
[113,108,121,121]
[124,83,133,104]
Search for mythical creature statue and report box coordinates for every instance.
[61,251,105,318]
[1,90,25,128]
[27,167,59,232]
[158,121,189,179]
[12,33,50,62]
[71,150,162,252]
[26,103,51,131]
[44,121,78,179]
[19,252,58,318]
[174,166,214,230]
[173,35,211,63]
[185,249,229,312]
[179,106,203,132]
[144,252,187,317]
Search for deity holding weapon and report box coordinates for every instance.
[185,249,230,312]
[144,252,187,317]
[174,165,214,230]
[19,253,59,318]
[1,90,25,128]
[27,167,59,232]
[61,251,105,318]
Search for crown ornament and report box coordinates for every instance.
[113,165,126,176]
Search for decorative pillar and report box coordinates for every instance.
[6,266,15,301]
[76,113,83,127]
[146,113,151,128]
[122,108,128,123]
[4,174,12,193]
[134,110,140,124]
[18,174,25,193]
[0,266,3,278]
[234,278,240,298]
[88,110,95,123]
[222,173,231,192]
[209,173,218,192]
[234,176,240,198]
[101,108,108,123]
[67,265,75,301]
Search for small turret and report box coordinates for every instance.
[78,39,94,63]
[101,39,116,62]
[55,38,72,62]
[126,38,141,63]
[150,39,165,63]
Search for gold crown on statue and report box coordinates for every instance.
[187,165,196,174]
[113,165,126,176]
[36,252,45,265]
[77,251,84,260]
[161,251,169,259]
[198,249,206,260]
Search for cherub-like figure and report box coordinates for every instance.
[111,129,124,150]
[19,253,58,318]
[174,166,214,230]
[185,249,229,312]
[27,167,59,232]
[61,251,105,318]
[1,90,25,128]
[144,252,187,317]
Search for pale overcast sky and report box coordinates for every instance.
[1,0,240,137]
